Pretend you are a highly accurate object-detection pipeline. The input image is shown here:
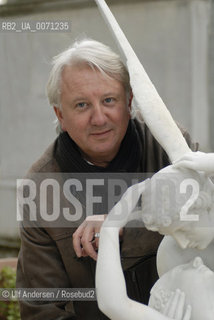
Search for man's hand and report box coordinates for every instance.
[73,215,106,261]
[73,181,146,261]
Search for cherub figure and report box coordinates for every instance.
[141,163,214,251]
[156,151,214,277]
[149,256,214,320]
[96,162,214,320]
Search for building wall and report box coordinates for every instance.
[0,0,213,238]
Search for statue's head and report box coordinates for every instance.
[149,257,214,320]
[142,165,214,249]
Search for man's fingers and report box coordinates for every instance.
[94,236,99,249]
[72,215,105,259]
[72,222,86,257]
[81,227,98,260]
[81,243,98,260]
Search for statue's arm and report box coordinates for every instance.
[96,181,191,320]
[173,151,214,174]
[102,180,146,229]
[96,223,191,320]
[96,181,147,319]
[95,0,191,163]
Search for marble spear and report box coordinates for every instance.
[94,0,191,163]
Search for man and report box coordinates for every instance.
[16,39,197,320]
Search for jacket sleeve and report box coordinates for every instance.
[16,223,77,320]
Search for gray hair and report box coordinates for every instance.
[46,38,134,132]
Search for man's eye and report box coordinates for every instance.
[104,97,115,104]
[77,102,87,108]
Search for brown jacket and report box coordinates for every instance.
[16,122,197,320]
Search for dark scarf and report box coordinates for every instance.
[54,119,142,173]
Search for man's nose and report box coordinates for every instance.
[91,104,107,126]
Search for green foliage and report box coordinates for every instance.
[0,267,20,320]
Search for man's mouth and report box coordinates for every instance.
[90,129,112,136]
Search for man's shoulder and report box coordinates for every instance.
[27,140,60,175]
[136,118,198,151]
[135,118,198,172]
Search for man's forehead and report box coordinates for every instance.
[60,63,95,93]
[61,63,123,93]
[61,62,91,79]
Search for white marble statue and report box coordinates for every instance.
[149,256,214,320]
[96,163,214,319]
[174,151,214,174]
[141,164,214,251]
[94,1,214,319]
[95,0,191,163]
[96,180,192,320]
[156,152,214,277]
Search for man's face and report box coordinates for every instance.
[55,64,130,166]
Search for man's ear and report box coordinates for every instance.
[54,106,62,120]
[128,91,133,110]
[54,106,65,131]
